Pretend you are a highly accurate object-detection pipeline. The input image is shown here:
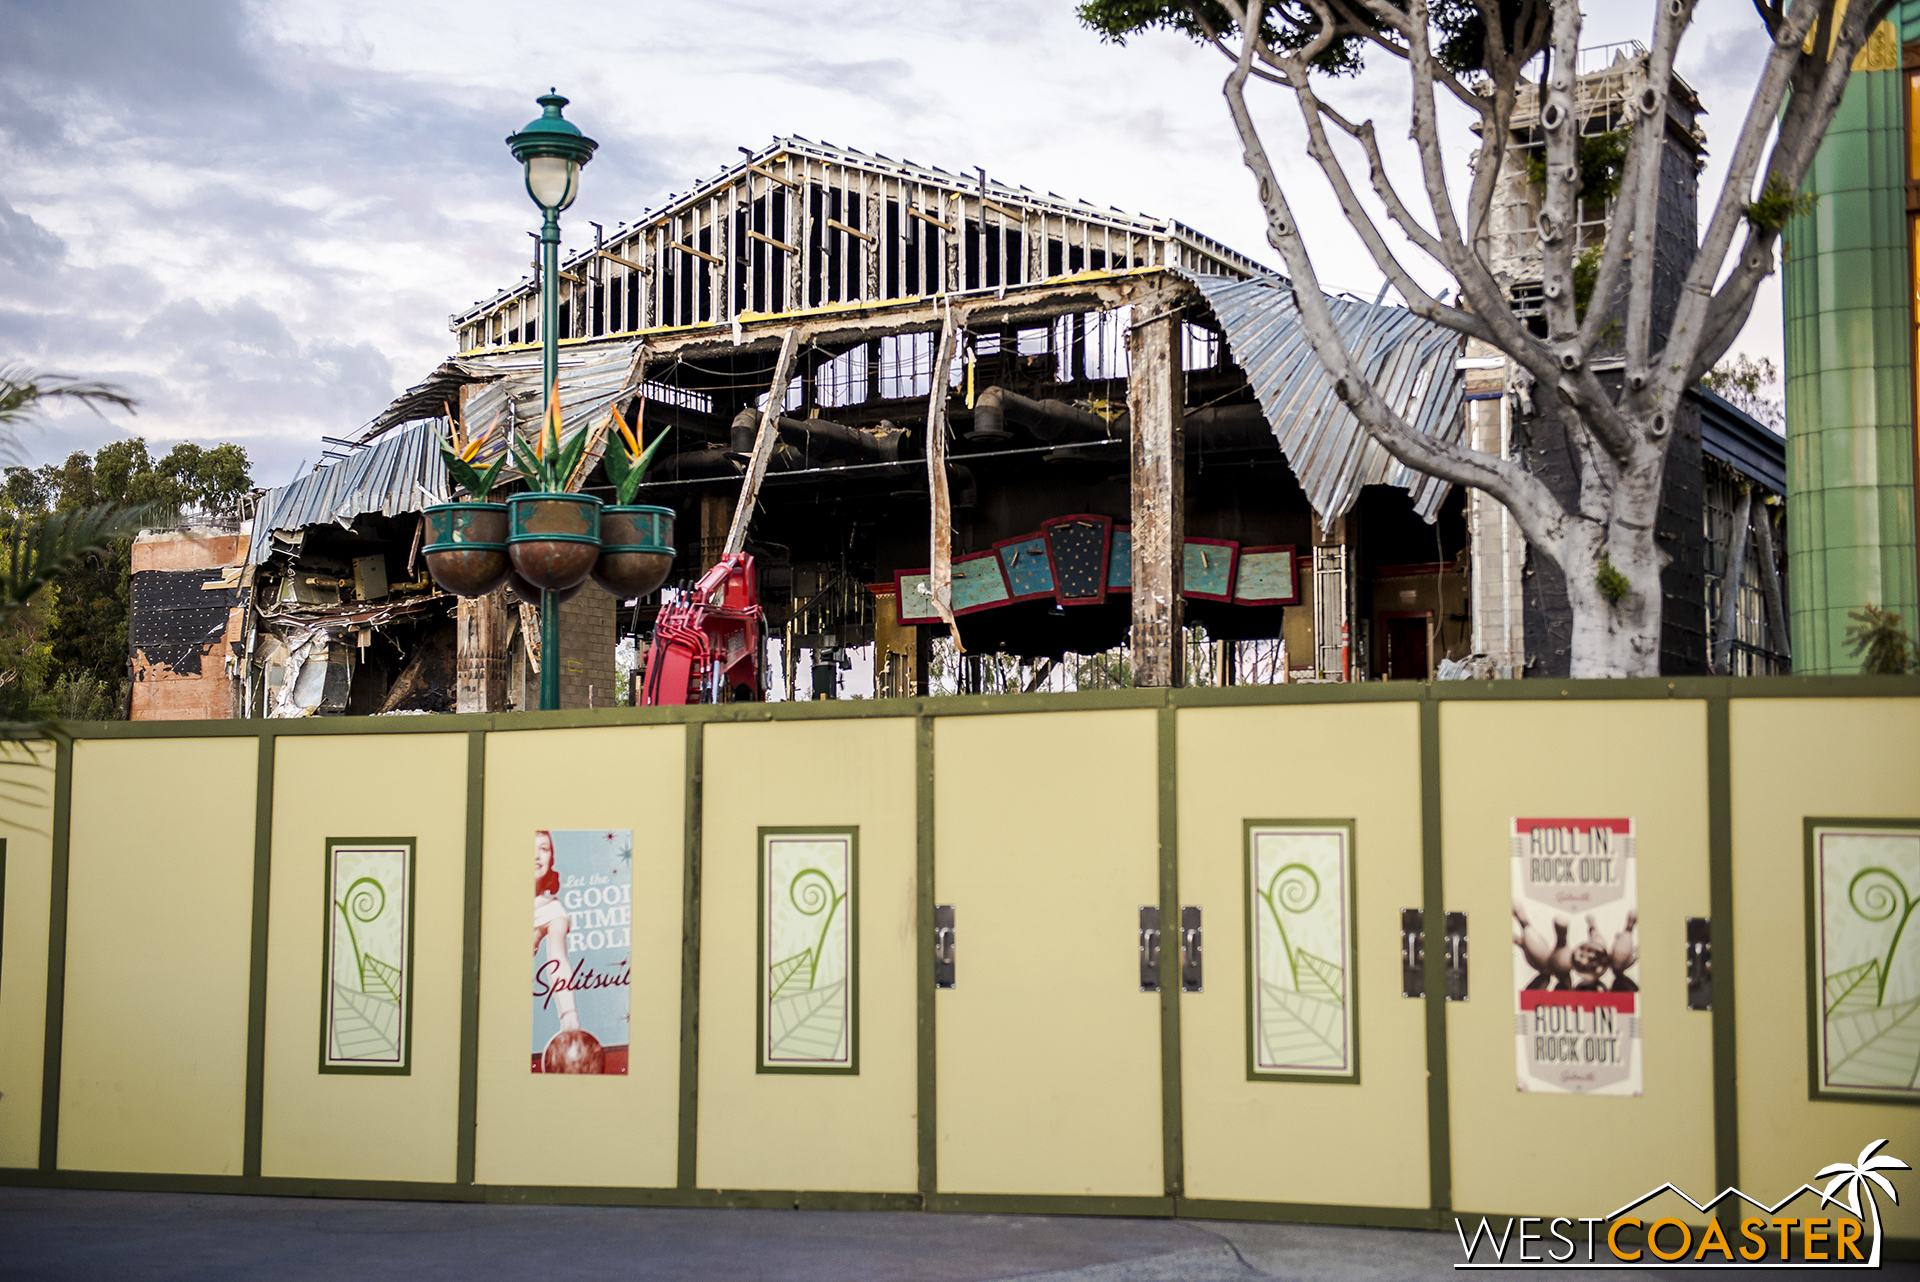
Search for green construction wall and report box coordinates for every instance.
[1783,27,1920,673]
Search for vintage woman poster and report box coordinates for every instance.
[532,828,633,1075]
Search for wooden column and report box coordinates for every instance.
[1128,307,1184,686]
[456,587,511,713]
[724,327,802,557]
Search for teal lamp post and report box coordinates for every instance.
[507,91,598,711]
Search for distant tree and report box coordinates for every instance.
[0,367,253,722]
[1,435,255,705]
[1702,352,1785,432]
[0,367,156,740]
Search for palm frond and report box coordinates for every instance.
[0,366,137,427]
[1,502,163,619]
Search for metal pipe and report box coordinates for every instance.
[540,206,562,711]
[541,587,561,710]
[1712,483,1753,675]
[972,385,1116,443]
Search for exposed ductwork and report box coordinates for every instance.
[970,387,1120,444]
[729,408,906,464]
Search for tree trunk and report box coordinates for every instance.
[1562,521,1665,679]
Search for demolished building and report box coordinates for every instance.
[128,103,1789,718]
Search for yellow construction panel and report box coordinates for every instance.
[1440,700,1713,1218]
[1176,703,1427,1208]
[473,725,684,1188]
[696,717,918,1193]
[935,709,1163,1197]
[1729,697,1920,1241]
[59,737,257,1175]
[260,733,468,1183]
[0,743,57,1167]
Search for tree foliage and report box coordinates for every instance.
[1702,352,1785,432]
[0,369,254,722]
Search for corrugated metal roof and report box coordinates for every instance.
[249,418,448,563]
[460,341,642,460]
[254,342,647,562]
[1180,271,1466,522]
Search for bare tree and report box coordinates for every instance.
[1082,0,1887,676]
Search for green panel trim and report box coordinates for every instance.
[456,732,485,1187]
[1156,706,1183,1197]
[914,715,936,1198]
[926,1192,1176,1217]
[1419,696,1451,1214]
[27,676,1920,746]
[675,721,703,1191]
[1706,697,1739,1236]
[488,1185,924,1211]
[316,837,418,1077]
[37,738,72,1172]
[242,733,274,1176]
[1801,815,1920,1107]
[1177,1197,1438,1230]
[755,826,860,1075]
[1240,818,1361,1085]
[0,837,7,1007]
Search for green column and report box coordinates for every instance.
[1783,23,1920,672]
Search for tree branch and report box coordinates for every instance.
[1216,7,1569,555]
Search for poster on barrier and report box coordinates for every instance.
[1511,818,1640,1095]
[532,828,632,1075]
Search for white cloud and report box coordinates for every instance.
[0,0,1788,483]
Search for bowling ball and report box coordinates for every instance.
[542,1028,605,1074]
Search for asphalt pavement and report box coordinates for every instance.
[2,1189,1914,1280]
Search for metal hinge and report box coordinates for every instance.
[933,904,956,990]
[1180,906,1203,993]
[1444,911,1469,1002]
[1401,908,1426,998]
[1139,905,1162,993]
[1686,917,1711,1011]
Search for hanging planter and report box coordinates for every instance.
[507,491,604,592]
[423,417,512,598]
[423,501,511,598]
[592,504,676,598]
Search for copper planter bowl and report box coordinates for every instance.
[423,502,511,597]
[592,504,676,598]
[506,492,603,592]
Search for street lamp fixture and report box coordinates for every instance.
[507,91,597,711]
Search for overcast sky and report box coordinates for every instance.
[0,0,1784,489]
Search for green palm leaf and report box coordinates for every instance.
[769,951,811,998]
[360,953,403,1004]
[1297,949,1345,1005]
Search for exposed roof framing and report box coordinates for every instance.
[447,136,1265,354]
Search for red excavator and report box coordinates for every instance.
[637,553,762,705]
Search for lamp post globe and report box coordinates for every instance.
[505,91,598,713]
[506,91,598,413]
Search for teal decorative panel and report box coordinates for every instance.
[1108,527,1133,591]
[1184,539,1239,602]
[1234,546,1299,605]
[995,535,1055,602]
[950,551,1012,615]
